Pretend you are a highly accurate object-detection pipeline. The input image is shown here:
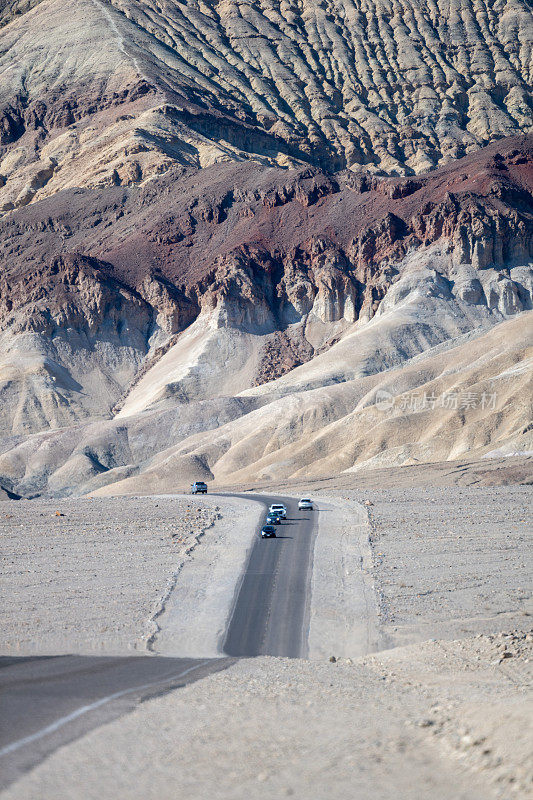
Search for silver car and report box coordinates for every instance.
[298,498,313,510]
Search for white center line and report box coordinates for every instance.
[0,660,212,758]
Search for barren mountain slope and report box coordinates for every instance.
[0,262,531,497]
[0,0,532,215]
[0,2,531,493]
[0,138,532,438]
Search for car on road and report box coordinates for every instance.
[298,498,313,510]
[266,513,281,525]
[260,525,277,538]
[269,503,287,519]
[191,481,208,494]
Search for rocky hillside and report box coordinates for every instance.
[0,135,531,429]
[0,0,531,494]
[1,0,532,215]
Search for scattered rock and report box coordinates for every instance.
[499,651,513,660]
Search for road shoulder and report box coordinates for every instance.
[308,495,382,659]
[152,495,265,657]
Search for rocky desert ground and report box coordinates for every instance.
[0,495,263,656]
[0,483,531,799]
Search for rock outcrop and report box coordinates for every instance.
[2,135,532,330]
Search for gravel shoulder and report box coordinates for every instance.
[301,495,381,659]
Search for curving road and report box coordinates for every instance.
[0,494,317,788]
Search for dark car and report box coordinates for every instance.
[191,481,208,494]
[266,513,281,525]
[260,525,277,538]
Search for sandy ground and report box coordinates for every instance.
[365,486,532,648]
[0,495,257,656]
[2,633,530,800]
[315,486,532,651]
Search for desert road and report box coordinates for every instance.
[0,495,317,788]
[0,655,232,788]
[223,495,318,658]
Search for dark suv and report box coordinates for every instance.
[191,481,208,494]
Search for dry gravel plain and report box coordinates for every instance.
[0,496,223,655]
[317,486,533,650]
[0,476,531,799]
[366,486,532,648]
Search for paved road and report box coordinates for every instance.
[0,655,232,788]
[223,495,318,658]
[0,493,317,788]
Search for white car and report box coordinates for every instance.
[269,503,287,519]
[298,498,313,510]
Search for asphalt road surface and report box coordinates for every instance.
[0,655,232,788]
[0,494,317,788]
[223,495,318,658]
